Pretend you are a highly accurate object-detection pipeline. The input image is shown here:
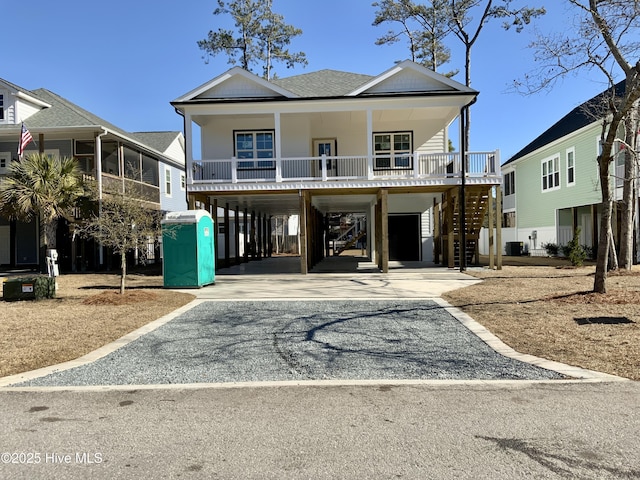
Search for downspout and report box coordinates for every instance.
[459,96,478,272]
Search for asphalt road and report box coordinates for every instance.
[0,381,638,479]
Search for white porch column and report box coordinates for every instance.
[274,112,282,182]
[185,113,193,183]
[366,109,374,180]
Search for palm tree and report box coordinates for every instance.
[0,152,83,265]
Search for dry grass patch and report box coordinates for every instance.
[0,273,194,378]
[443,265,640,381]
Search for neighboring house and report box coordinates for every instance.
[0,78,186,271]
[172,60,502,273]
[501,81,632,257]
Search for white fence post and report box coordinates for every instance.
[231,157,237,183]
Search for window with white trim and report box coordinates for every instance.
[542,155,560,191]
[164,168,172,196]
[234,130,275,169]
[504,171,515,196]
[0,152,10,174]
[0,94,4,121]
[566,147,575,186]
[373,132,413,170]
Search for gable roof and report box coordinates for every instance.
[272,70,373,97]
[130,131,184,153]
[505,80,626,165]
[172,60,477,104]
[0,81,184,168]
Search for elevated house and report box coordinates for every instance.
[172,61,502,273]
[0,79,186,271]
[501,81,634,259]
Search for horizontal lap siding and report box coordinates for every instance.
[515,123,602,230]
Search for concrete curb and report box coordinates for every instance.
[432,297,629,382]
[0,298,205,387]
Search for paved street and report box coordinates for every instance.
[0,382,639,479]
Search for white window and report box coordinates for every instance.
[566,147,575,186]
[0,152,10,174]
[235,130,275,169]
[180,173,186,190]
[504,171,515,196]
[164,168,172,196]
[373,132,413,169]
[542,155,560,191]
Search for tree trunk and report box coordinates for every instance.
[594,146,614,293]
[120,251,127,295]
[619,106,639,268]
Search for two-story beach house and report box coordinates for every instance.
[172,60,502,273]
[0,78,187,271]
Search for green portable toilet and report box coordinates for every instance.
[162,210,215,288]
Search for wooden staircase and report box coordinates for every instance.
[439,186,491,267]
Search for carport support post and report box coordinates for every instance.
[235,206,241,265]
[251,210,256,260]
[213,198,219,270]
[324,214,330,258]
[224,203,231,268]
[496,184,503,270]
[447,189,455,269]
[299,190,309,274]
[267,216,273,258]
[377,188,389,273]
[489,188,495,269]
[243,208,249,263]
[257,213,262,260]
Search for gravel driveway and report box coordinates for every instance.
[16,300,563,386]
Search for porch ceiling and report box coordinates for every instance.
[202,192,377,216]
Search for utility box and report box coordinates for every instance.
[162,210,215,288]
[3,275,56,301]
[506,241,524,256]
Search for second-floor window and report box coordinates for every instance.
[373,132,413,170]
[0,94,4,121]
[235,130,275,169]
[165,168,172,196]
[566,148,575,186]
[504,171,515,196]
[542,155,560,191]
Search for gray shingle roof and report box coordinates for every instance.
[272,69,374,97]
[505,80,626,165]
[25,88,128,135]
[129,131,182,153]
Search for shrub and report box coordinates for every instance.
[566,228,587,267]
[542,242,559,256]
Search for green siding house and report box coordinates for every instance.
[502,81,631,256]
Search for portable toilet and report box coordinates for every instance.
[161,210,215,288]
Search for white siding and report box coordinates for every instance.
[198,76,282,99]
[366,69,453,94]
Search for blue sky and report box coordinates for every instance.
[4,1,619,161]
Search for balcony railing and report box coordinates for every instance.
[190,151,500,184]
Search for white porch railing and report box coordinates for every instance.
[190,151,501,184]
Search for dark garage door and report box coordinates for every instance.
[388,214,420,261]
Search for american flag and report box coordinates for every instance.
[17,122,34,156]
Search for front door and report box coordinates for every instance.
[313,139,337,177]
[388,214,421,261]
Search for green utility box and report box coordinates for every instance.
[162,210,215,288]
[3,275,56,301]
